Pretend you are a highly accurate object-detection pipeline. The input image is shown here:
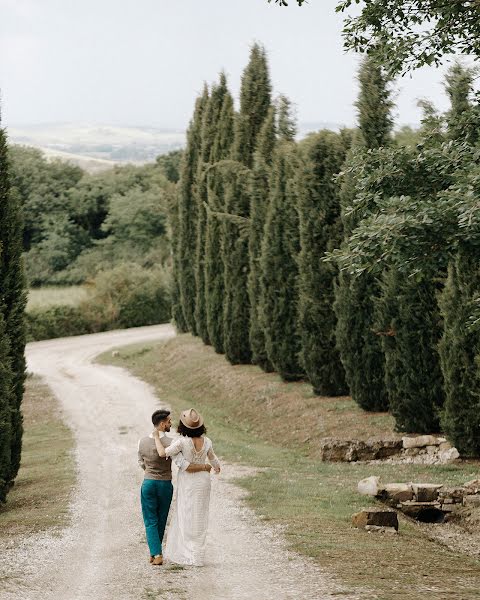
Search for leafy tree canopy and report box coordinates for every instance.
[336,0,480,74]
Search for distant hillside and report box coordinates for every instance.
[8,123,186,168]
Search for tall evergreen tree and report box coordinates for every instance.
[297,131,348,396]
[440,249,480,455]
[177,85,209,334]
[0,120,26,498]
[276,94,296,142]
[168,192,188,333]
[222,162,253,364]
[334,57,393,411]
[248,107,276,371]
[221,43,273,364]
[194,78,231,344]
[204,87,235,353]
[233,43,273,168]
[356,57,394,149]
[445,62,478,145]
[260,142,303,380]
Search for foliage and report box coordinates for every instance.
[221,161,253,365]
[204,79,235,353]
[248,107,277,372]
[337,0,480,75]
[297,131,348,395]
[334,58,393,412]
[0,125,27,501]
[233,43,273,168]
[440,249,480,456]
[27,264,171,340]
[260,143,303,380]
[177,85,209,334]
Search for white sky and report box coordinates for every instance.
[0,0,461,130]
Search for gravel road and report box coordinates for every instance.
[1,325,361,600]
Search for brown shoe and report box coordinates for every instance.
[149,556,154,564]
[152,555,163,565]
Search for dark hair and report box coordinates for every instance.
[152,409,170,426]
[177,421,207,437]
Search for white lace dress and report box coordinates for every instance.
[164,436,220,566]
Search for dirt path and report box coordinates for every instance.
[2,325,361,600]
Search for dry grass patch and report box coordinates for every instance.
[100,335,480,600]
[0,375,75,537]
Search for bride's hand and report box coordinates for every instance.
[214,466,221,474]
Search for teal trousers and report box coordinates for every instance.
[140,479,173,556]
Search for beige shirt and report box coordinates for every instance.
[137,433,189,480]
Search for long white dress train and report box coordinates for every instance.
[164,436,220,566]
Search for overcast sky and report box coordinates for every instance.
[0,0,461,131]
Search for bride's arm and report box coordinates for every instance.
[152,429,167,457]
[207,444,221,474]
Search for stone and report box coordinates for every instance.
[463,495,480,508]
[438,447,460,463]
[382,483,414,503]
[403,447,421,457]
[439,441,452,452]
[412,483,443,502]
[464,479,480,493]
[426,445,438,455]
[402,435,440,449]
[352,508,399,531]
[358,476,382,496]
[364,525,398,535]
[319,438,357,462]
[400,501,443,520]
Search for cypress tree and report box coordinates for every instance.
[440,249,480,455]
[334,58,393,411]
[276,94,296,142]
[248,107,276,371]
[377,269,444,432]
[233,43,272,168]
[297,131,348,396]
[0,120,25,498]
[221,43,273,364]
[356,57,394,149]
[168,191,188,333]
[260,142,303,380]
[445,62,477,145]
[177,84,209,334]
[204,84,235,353]
[222,162,253,364]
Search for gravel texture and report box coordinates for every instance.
[1,325,361,600]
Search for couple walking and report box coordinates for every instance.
[137,407,221,566]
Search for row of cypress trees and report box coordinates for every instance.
[170,45,480,455]
[0,112,27,502]
[172,44,361,396]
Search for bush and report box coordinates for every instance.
[26,305,93,341]
[26,264,172,341]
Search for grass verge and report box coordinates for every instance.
[99,335,480,600]
[0,375,75,536]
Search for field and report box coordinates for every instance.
[100,334,480,600]
[27,285,90,311]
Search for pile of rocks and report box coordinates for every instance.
[318,434,460,464]
[401,434,460,464]
[357,476,480,523]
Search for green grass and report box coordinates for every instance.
[27,285,90,311]
[99,335,480,600]
[0,375,75,536]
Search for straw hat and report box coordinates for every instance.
[179,408,204,429]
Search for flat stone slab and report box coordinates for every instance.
[352,508,399,531]
[402,435,442,449]
[412,483,443,502]
[358,476,382,496]
[463,495,480,508]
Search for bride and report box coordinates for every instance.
[153,408,220,566]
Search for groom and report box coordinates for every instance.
[138,409,211,565]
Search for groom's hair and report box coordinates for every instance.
[151,409,170,426]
